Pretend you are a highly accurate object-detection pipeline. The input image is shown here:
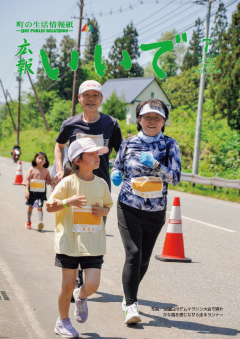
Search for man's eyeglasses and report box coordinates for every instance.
[82,93,102,99]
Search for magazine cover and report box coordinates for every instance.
[0,1,239,338]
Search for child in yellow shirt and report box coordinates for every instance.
[46,138,113,338]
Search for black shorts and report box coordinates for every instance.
[55,254,104,270]
[26,197,44,207]
[25,191,46,207]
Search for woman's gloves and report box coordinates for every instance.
[111,152,157,186]
[139,151,157,169]
[111,170,123,186]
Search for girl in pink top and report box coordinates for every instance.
[22,152,53,231]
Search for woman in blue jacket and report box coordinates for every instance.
[111,99,181,325]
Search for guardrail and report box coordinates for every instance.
[109,160,240,192]
[181,173,240,191]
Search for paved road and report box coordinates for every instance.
[0,156,239,339]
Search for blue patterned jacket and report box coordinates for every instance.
[112,133,181,211]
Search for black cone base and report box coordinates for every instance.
[155,255,192,263]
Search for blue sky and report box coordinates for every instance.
[0,0,238,101]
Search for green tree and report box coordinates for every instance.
[46,99,83,131]
[21,90,60,130]
[209,2,228,56]
[106,21,144,78]
[81,61,108,84]
[181,18,204,71]
[143,29,187,80]
[58,35,76,100]
[209,3,240,132]
[84,17,100,63]
[102,91,127,120]
[36,36,59,91]
[0,101,18,138]
[160,64,211,109]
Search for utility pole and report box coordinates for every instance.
[27,71,50,132]
[71,0,84,117]
[6,90,14,104]
[4,91,7,120]
[192,0,213,174]
[16,73,21,145]
[0,79,16,131]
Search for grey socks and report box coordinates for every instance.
[38,211,43,222]
[27,211,32,222]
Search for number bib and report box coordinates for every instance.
[76,133,109,148]
[29,180,45,192]
[131,176,163,198]
[72,206,102,233]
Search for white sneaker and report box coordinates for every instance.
[125,302,141,324]
[121,284,126,312]
[54,317,79,338]
[73,287,88,323]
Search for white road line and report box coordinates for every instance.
[167,211,235,233]
[111,195,235,233]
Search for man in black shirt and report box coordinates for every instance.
[54,80,122,189]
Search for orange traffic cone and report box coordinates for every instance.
[155,197,191,263]
[13,161,23,185]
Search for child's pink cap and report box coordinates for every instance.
[68,138,109,162]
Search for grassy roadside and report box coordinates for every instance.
[169,182,240,203]
[0,129,59,164]
[1,128,239,203]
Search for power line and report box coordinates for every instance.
[100,2,196,49]
[100,0,232,59]
[0,59,16,81]
[90,0,193,46]
[6,73,16,90]
[137,2,194,33]
[100,3,206,51]
[30,2,78,49]
[83,0,164,17]
[100,0,176,43]
[138,5,207,43]
[162,0,237,37]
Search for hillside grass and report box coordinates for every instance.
[0,102,239,203]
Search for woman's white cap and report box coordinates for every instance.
[69,138,108,162]
[79,80,102,94]
[139,103,166,119]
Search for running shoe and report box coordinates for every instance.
[37,222,44,232]
[54,317,79,338]
[73,287,88,323]
[121,284,126,312]
[125,302,141,324]
[25,221,31,229]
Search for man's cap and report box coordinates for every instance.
[139,103,166,119]
[79,80,102,95]
[68,137,108,162]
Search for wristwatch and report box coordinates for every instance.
[153,161,162,173]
